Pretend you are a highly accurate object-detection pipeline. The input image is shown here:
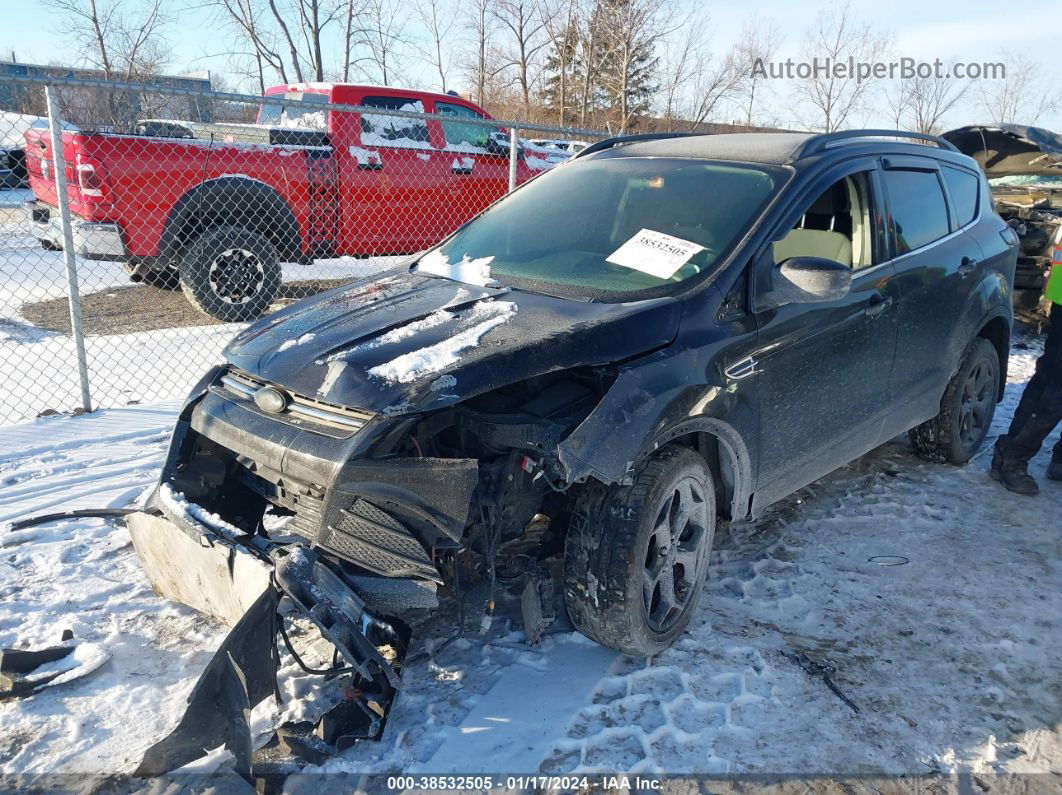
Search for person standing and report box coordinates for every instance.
[992,261,1062,495]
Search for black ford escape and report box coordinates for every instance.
[158,129,1017,659]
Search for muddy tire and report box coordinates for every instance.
[564,445,716,657]
[909,337,999,464]
[179,226,281,322]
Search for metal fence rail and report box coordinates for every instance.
[0,74,608,424]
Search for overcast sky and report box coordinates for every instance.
[3,0,1060,131]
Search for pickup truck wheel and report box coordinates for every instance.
[180,226,281,322]
[909,337,1000,464]
[564,446,716,657]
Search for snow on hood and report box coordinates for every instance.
[414,249,500,287]
[224,270,681,417]
[943,124,1062,177]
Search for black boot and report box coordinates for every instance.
[1048,458,1062,482]
[997,461,1040,496]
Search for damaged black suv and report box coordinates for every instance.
[152,129,1016,665]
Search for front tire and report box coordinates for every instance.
[909,337,1000,464]
[179,226,281,322]
[564,446,716,657]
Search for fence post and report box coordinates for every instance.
[45,85,93,414]
[508,126,519,193]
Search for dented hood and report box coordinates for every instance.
[224,269,681,415]
[943,124,1062,177]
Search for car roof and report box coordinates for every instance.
[589,129,975,170]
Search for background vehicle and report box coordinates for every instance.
[944,124,1062,317]
[127,129,1016,769]
[22,84,548,321]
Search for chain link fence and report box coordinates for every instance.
[0,74,607,424]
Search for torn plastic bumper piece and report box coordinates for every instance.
[127,509,406,777]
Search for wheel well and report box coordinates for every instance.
[659,432,740,521]
[976,316,1010,401]
[160,178,303,264]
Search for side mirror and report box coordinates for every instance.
[763,256,852,308]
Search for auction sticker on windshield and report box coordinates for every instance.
[606,228,705,279]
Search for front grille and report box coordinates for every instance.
[318,498,438,580]
[217,367,374,434]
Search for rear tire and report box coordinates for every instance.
[909,337,1000,464]
[564,446,716,657]
[179,226,281,322]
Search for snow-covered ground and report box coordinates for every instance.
[0,339,1058,780]
[0,203,397,424]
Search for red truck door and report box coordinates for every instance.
[332,93,450,256]
[433,100,513,230]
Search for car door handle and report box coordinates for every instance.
[724,356,758,380]
[958,256,978,277]
[865,295,894,317]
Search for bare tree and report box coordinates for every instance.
[791,0,890,132]
[414,0,456,91]
[976,50,1061,125]
[903,72,968,133]
[457,0,496,105]
[539,0,579,125]
[491,0,548,108]
[45,0,171,80]
[361,0,410,84]
[732,17,781,127]
[596,0,678,132]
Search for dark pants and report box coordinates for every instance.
[998,303,1062,466]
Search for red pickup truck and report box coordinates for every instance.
[24,84,548,321]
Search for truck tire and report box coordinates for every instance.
[909,337,1000,464]
[564,445,716,657]
[179,226,281,322]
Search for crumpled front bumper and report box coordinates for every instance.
[128,501,406,777]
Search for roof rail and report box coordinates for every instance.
[796,129,959,159]
[573,131,700,159]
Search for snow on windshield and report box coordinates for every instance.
[415,249,500,287]
[368,300,517,384]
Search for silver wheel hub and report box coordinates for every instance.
[208,247,265,305]
[642,474,711,634]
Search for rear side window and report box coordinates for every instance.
[358,96,430,147]
[436,101,491,151]
[883,169,950,254]
[942,166,979,227]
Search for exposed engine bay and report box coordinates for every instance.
[128,360,622,776]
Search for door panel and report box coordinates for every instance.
[752,265,898,506]
[750,161,900,509]
[334,95,450,256]
[882,162,987,431]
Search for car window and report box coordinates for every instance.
[883,169,950,254]
[436,101,491,151]
[257,92,328,129]
[942,166,979,227]
[772,172,877,270]
[415,157,783,300]
[358,95,430,148]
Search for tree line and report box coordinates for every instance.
[29,0,1062,134]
